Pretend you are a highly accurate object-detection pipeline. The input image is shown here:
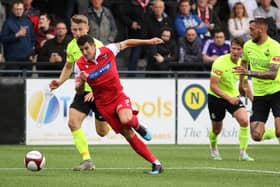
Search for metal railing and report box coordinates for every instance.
[0,61,211,78]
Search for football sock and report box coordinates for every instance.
[209,130,218,148]
[262,128,276,140]
[72,128,90,160]
[239,126,249,150]
[127,134,157,163]
[153,160,161,165]
[127,115,140,129]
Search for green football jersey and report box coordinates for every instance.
[208,54,241,98]
[242,37,280,96]
[66,38,104,92]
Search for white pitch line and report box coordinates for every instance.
[1,146,279,151]
[0,167,280,175]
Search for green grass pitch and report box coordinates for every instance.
[0,145,280,187]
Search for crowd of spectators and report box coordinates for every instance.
[0,0,280,77]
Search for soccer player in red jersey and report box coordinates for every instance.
[74,35,164,174]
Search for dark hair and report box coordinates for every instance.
[39,12,54,25]
[231,37,244,48]
[12,0,23,6]
[185,27,196,34]
[178,0,190,7]
[249,17,268,27]
[160,26,174,37]
[77,35,95,46]
[213,29,224,36]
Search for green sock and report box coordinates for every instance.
[239,127,249,150]
[72,128,91,160]
[262,128,276,140]
[209,130,218,148]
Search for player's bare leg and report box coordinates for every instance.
[250,121,265,141]
[95,119,110,137]
[274,117,280,143]
[118,108,152,141]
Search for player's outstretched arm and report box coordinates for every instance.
[234,64,280,80]
[49,62,74,90]
[119,38,163,51]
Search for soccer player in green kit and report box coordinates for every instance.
[234,17,280,143]
[49,15,109,171]
[208,37,254,161]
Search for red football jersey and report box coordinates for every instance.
[75,44,123,106]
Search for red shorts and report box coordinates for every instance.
[96,93,137,133]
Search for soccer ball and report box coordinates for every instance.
[24,150,46,171]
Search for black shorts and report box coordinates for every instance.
[250,90,280,123]
[208,94,245,121]
[70,92,105,121]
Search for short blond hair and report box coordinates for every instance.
[71,14,88,25]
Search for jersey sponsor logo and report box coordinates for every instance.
[101,53,108,60]
[272,56,280,62]
[88,62,112,80]
[213,69,222,76]
[264,49,270,57]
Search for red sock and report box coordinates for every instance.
[127,134,157,163]
[126,114,139,129]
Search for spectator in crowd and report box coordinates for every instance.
[0,1,6,32]
[228,0,258,18]
[254,0,280,29]
[64,0,77,31]
[145,0,173,38]
[0,0,35,63]
[37,21,72,76]
[254,0,280,40]
[175,0,209,40]
[211,0,231,39]
[228,2,251,41]
[0,1,6,63]
[23,0,40,33]
[178,27,202,66]
[77,0,90,15]
[146,27,177,76]
[202,29,230,64]
[119,0,152,72]
[192,0,222,37]
[35,13,55,53]
[87,0,117,44]
[207,0,217,9]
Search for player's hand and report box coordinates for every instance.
[84,92,94,102]
[49,80,60,90]
[80,71,89,81]
[75,77,85,93]
[233,66,248,75]
[228,97,240,105]
[150,37,164,45]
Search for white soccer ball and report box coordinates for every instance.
[24,150,46,171]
